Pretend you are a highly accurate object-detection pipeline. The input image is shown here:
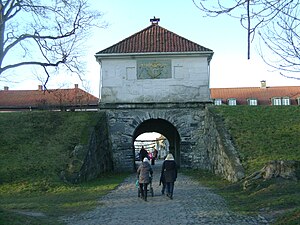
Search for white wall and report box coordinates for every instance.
[99,56,210,103]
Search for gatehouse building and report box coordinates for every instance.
[95,18,228,174]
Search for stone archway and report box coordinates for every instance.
[132,118,181,167]
[101,102,209,172]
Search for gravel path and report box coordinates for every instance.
[62,160,269,225]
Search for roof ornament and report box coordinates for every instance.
[150,16,160,24]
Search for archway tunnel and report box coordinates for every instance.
[132,118,181,169]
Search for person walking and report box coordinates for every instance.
[151,148,158,165]
[160,153,177,199]
[137,157,153,201]
[139,146,148,161]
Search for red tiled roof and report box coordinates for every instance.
[210,86,300,105]
[96,23,213,54]
[0,85,99,110]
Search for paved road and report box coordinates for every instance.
[62,160,269,225]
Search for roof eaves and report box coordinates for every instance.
[95,51,214,59]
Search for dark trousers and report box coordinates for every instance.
[166,182,174,196]
[139,183,148,199]
[151,158,155,165]
[161,182,166,194]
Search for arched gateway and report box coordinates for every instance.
[133,118,180,163]
[95,18,214,171]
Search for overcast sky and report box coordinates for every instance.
[2,0,300,97]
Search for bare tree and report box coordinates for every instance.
[258,4,300,78]
[193,0,300,77]
[0,0,104,87]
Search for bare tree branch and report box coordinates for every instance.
[193,0,300,78]
[0,0,105,87]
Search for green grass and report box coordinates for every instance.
[185,106,300,224]
[210,106,300,174]
[0,111,99,183]
[184,169,300,224]
[0,111,130,224]
[0,173,128,224]
[1,107,300,224]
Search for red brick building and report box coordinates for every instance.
[210,81,300,106]
[0,84,99,111]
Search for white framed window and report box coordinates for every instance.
[214,98,222,105]
[272,98,282,105]
[282,97,290,105]
[297,97,300,105]
[247,98,257,106]
[228,98,236,106]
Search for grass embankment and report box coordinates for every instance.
[1,107,300,224]
[187,106,300,224]
[0,111,128,225]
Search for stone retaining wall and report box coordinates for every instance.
[204,107,245,181]
[63,113,114,183]
[67,106,246,183]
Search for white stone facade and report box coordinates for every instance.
[98,55,211,103]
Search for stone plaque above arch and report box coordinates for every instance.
[137,59,172,79]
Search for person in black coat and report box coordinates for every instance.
[139,146,148,161]
[160,153,177,199]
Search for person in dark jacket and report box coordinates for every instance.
[161,153,177,199]
[139,146,148,161]
[137,157,153,201]
[151,148,158,165]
